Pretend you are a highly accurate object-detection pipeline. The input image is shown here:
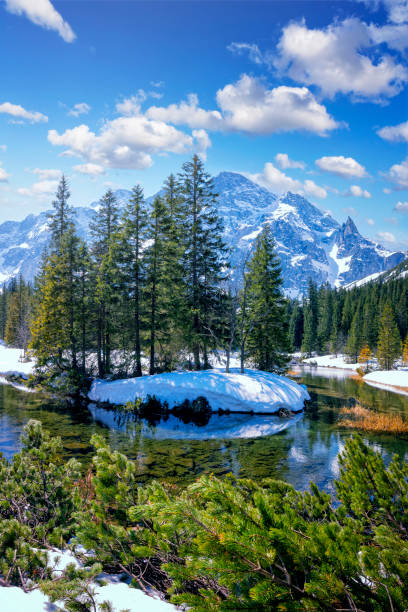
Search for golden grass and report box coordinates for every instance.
[340,404,408,434]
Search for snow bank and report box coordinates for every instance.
[364,370,408,396]
[302,354,360,371]
[0,342,35,377]
[89,368,310,414]
[0,548,176,612]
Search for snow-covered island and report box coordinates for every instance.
[89,368,310,414]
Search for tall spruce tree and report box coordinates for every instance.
[111,185,148,377]
[90,189,120,377]
[301,280,318,356]
[241,225,289,373]
[377,303,402,370]
[178,155,227,369]
[47,175,74,253]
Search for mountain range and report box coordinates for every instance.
[0,171,404,296]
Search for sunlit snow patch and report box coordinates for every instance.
[89,368,310,414]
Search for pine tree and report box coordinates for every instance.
[358,344,372,372]
[345,305,363,362]
[144,196,170,374]
[90,189,120,377]
[377,303,402,370]
[241,225,289,372]
[47,175,74,253]
[301,280,318,356]
[402,334,408,365]
[178,155,227,369]
[111,185,148,377]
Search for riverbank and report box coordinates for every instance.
[0,342,35,377]
[89,368,310,414]
[363,370,408,396]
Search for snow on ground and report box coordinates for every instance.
[88,404,304,440]
[364,370,408,396]
[89,368,310,414]
[302,354,360,371]
[0,342,35,377]
[0,548,177,612]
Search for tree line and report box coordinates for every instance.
[1,156,290,390]
[289,271,408,368]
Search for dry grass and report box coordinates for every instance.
[340,404,408,435]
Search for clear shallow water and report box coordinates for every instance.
[1,367,407,496]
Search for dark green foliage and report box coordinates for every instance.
[377,303,402,369]
[2,423,408,610]
[72,434,408,611]
[241,225,289,372]
[295,265,408,365]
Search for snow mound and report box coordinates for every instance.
[302,354,360,371]
[89,368,310,414]
[0,343,35,377]
[364,370,408,396]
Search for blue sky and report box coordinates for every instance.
[0,0,407,249]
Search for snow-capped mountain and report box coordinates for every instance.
[0,171,404,295]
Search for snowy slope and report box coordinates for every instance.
[0,172,404,295]
[88,368,310,413]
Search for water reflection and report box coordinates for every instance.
[0,369,407,495]
[88,403,304,440]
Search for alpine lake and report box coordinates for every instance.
[1,368,407,496]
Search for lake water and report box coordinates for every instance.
[1,367,407,496]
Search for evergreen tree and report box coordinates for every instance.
[377,303,402,370]
[47,175,74,253]
[178,155,227,369]
[358,344,372,373]
[111,185,148,377]
[242,225,289,372]
[301,280,318,356]
[90,189,120,377]
[345,304,363,362]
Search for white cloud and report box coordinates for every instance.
[275,153,305,170]
[192,129,211,161]
[377,231,396,243]
[150,81,164,88]
[4,0,75,42]
[17,179,59,198]
[68,103,91,117]
[366,218,375,225]
[146,94,223,130]
[227,42,270,66]
[344,185,372,198]
[0,145,6,152]
[275,18,408,100]
[73,163,105,176]
[377,120,408,142]
[0,102,48,123]
[249,162,327,198]
[48,115,204,170]
[146,76,339,136]
[394,201,408,212]
[216,75,340,135]
[358,0,408,25]
[32,168,61,180]
[383,187,392,194]
[316,155,367,178]
[369,23,408,52]
[0,164,9,182]
[387,157,408,189]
